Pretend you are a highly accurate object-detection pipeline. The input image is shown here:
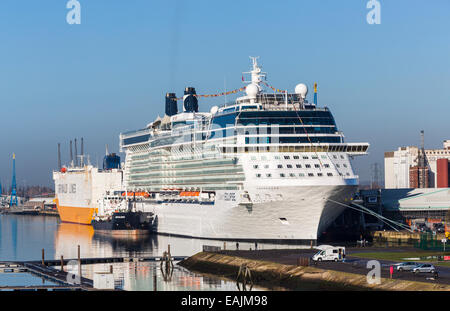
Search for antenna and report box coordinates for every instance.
[70,140,73,167]
[57,143,61,170]
[243,56,266,84]
[371,163,380,189]
[419,130,426,188]
[81,137,84,166]
[74,138,78,167]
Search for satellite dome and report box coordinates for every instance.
[295,83,308,99]
[246,83,259,97]
[210,106,219,114]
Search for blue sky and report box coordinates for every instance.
[0,0,449,187]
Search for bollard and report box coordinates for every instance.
[168,244,171,256]
[310,240,313,249]
[110,265,113,274]
[224,242,226,250]
[153,271,157,291]
[61,255,64,272]
[297,257,309,267]
[41,249,45,266]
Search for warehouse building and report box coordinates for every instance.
[385,140,450,189]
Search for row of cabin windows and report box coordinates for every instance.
[253,163,347,169]
[253,154,346,161]
[255,172,350,178]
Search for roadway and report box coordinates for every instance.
[218,248,450,286]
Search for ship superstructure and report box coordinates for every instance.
[119,58,369,243]
[53,147,123,225]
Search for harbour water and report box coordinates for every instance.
[0,214,303,290]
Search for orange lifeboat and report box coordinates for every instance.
[180,191,200,197]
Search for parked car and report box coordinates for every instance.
[412,264,436,274]
[433,224,446,233]
[396,262,419,272]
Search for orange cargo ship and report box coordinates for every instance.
[53,165,122,225]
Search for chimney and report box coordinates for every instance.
[165,93,178,116]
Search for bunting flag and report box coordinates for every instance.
[173,81,287,102]
[261,81,286,93]
[175,87,246,101]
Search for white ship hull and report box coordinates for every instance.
[146,184,356,243]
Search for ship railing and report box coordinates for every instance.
[121,128,152,139]
[217,143,369,155]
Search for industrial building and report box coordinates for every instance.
[385,140,450,189]
[380,188,450,226]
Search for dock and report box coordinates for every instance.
[0,207,59,217]
[0,255,188,291]
[179,249,450,291]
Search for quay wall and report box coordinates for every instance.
[180,252,450,291]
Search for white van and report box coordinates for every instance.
[312,245,346,262]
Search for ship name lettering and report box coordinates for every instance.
[69,184,76,193]
[223,192,236,201]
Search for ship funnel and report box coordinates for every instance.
[165,93,178,116]
[183,87,198,113]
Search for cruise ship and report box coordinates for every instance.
[119,58,369,243]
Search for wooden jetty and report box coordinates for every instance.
[0,254,188,291]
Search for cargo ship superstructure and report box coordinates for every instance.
[53,150,123,225]
[119,58,369,243]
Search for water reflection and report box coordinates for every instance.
[1,215,305,290]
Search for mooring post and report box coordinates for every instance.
[61,255,64,272]
[77,245,82,279]
[41,249,45,266]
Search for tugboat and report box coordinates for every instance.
[92,193,156,236]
